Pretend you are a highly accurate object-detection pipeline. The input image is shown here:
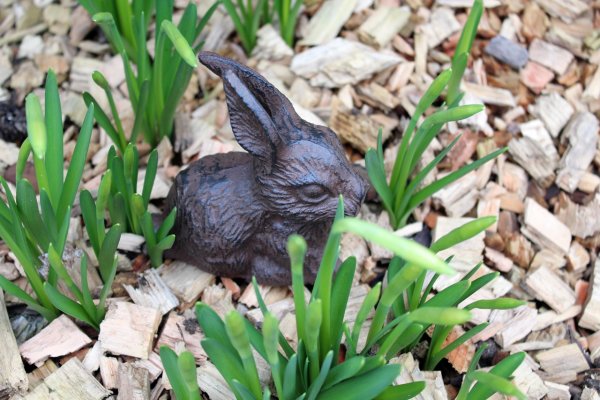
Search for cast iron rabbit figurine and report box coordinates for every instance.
[165,52,368,285]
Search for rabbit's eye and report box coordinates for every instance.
[299,184,329,203]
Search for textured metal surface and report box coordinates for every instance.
[166,52,367,285]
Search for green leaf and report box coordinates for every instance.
[288,234,307,344]
[430,217,497,253]
[447,0,483,104]
[330,256,356,359]
[201,338,249,396]
[82,93,123,152]
[142,150,157,207]
[333,218,453,275]
[0,275,56,320]
[351,282,380,354]
[374,382,426,400]
[44,282,98,329]
[161,20,198,68]
[80,190,99,255]
[408,147,506,213]
[465,298,526,311]
[44,70,64,207]
[305,300,323,381]
[282,354,299,400]
[225,312,262,398]
[99,224,122,282]
[316,364,400,400]
[57,104,94,223]
[305,351,334,400]
[468,352,525,399]
[16,138,32,182]
[470,371,526,400]
[160,347,201,400]
[157,207,176,240]
[422,280,470,308]
[322,356,365,390]
[25,93,47,160]
[16,180,51,251]
[389,68,453,190]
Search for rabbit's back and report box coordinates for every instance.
[166,152,265,272]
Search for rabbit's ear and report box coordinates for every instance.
[199,52,303,163]
[220,70,278,160]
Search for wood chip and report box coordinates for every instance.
[463,82,516,107]
[19,315,92,365]
[21,358,109,400]
[390,353,448,400]
[155,311,205,362]
[436,0,500,6]
[582,387,600,400]
[0,290,28,397]
[536,343,589,375]
[291,38,403,88]
[580,258,600,331]
[545,381,572,400]
[420,7,460,48]
[118,233,145,252]
[529,39,574,75]
[583,65,600,101]
[433,217,486,289]
[357,6,410,48]
[252,24,293,61]
[520,62,554,94]
[556,112,599,192]
[567,241,589,273]
[556,192,600,238]
[300,0,359,46]
[330,97,394,153]
[494,305,538,348]
[534,0,589,22]
[485,247,513,272]
[82,341,103,373]
[159,261,215,305]
[532,93,574,138]
[525,266,576,313]
[197,361,234,400]
[123,269,179,315]
[99,302,162,359]
[509,120,559,187]
[433,171,478,217]
[99,357,119,390]
[117,363,150,400]
[512,362,549,400]
[522,198,571,255]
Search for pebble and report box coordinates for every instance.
[484,35,529,69]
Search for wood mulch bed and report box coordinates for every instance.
[0,0,599,399]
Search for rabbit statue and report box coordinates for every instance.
[165,52,368,286]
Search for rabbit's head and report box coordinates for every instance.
[199,52,367,221]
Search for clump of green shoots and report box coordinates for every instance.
[221,0,303,54]
[106,144,176,267]
[382,217,525,370]
[0,71,117,329]
[81,0,218,148]
[365,0,505,230]
[42,248,118,331]
[195,198,472,399]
